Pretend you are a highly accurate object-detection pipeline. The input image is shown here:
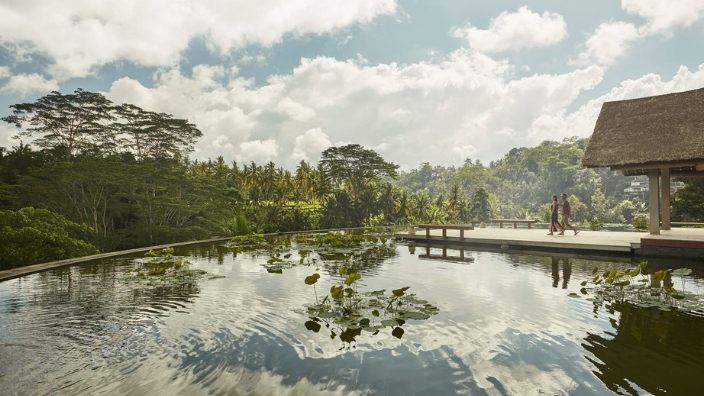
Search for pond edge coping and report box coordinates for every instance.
[0,237,232,283]
[0,226,394,283]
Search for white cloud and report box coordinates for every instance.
[452,6,567,53]
[572,22,642,67]
[0,0,397,79]
[291,128,332,162]
[571,0,704,69]
[573,0,704,69]
[238,139,279,163]
[621,0,704,34]
[0,122,19,149]
[0,66,10,78]
[105,50,606,169]
[106,65,255,161]
[529,64,704,142]
[0,73,59,96]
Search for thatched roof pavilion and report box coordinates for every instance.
[583,87,704,234]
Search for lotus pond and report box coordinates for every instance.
[2,231,704,395]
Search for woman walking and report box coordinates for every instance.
[548,195,563,235]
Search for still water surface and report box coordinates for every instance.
[1,239,704,395]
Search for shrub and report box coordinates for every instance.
[223,212,251,236]
[0,207,99,269]
[632,214,648,231]
[589,217,604,231]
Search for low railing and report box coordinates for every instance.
[416,224,475,240]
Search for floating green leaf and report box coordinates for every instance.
[340,327,362,343]
[305,320,321,332]
[330,285,344,300]
[344,272,361,285]
[267,256,283,264]
[627,266,641,277]
[381,319,400,327]
[392,287,410,297]
[304,273,320,285]
[672,268,692,276]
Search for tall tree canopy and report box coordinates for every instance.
[2,89,113,157]
[321,144,398,190]
[2,89,201,160]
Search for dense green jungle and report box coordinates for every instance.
[1,89,703,269]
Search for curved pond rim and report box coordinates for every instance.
[0,226,401,283]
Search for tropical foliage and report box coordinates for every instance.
[0,207,98,269]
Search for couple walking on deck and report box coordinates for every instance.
[549,193,579,236]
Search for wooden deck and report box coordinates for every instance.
[639,228,704,258]
[396,227,704,258]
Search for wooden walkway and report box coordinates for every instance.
[397,227,704,259]
[397,228,645,255]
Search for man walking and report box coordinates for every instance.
[559,193,579,235]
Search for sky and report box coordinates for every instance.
[0,0,703,169]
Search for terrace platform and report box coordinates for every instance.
[395,227,704,259]
[639,228,704,258]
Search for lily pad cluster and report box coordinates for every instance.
[125,247,222,287]
[263,251,304,273]
[294,230,397,269]
[226,229,398,274]
[226,234,272,254]
[575,263,704,313]
[303,266,439,348]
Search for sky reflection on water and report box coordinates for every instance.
[1,241,704,395]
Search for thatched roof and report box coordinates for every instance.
[582,87,704,169]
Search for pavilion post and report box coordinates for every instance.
[660,168,671,230]
[648,169,660,235]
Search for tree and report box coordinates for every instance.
[0,207,98,269]
[320,144,398,194]
[471,187,492,223]
[589,188,607,230]
[321,190,358,228]
[2,89,114,158]
[590,188,607,221]
[2,90,202,161]
[672,179,704,221]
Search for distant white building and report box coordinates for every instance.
[624,176,684,201]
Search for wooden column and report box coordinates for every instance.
[660,168,671,230]
[648,170,660,235]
